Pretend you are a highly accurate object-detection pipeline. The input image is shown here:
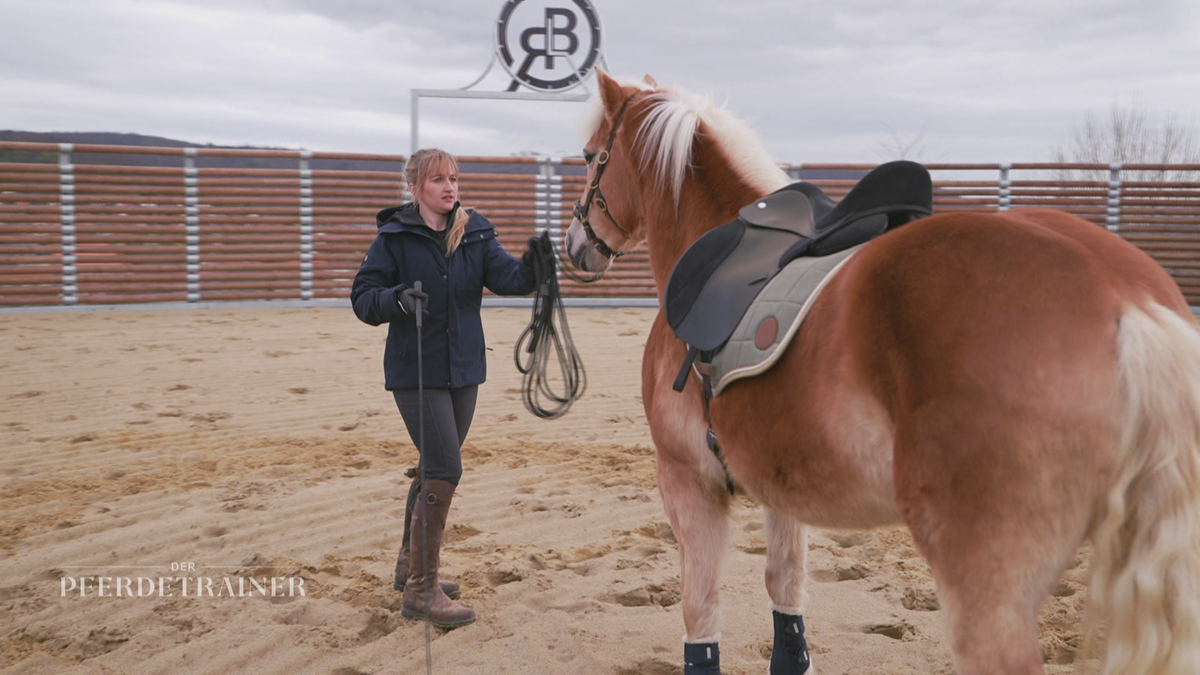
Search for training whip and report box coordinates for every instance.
[413,280,433,675]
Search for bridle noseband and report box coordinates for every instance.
[573,92,641,261]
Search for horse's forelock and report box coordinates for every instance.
[580,77,655,149]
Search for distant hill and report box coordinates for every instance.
[0,131,404,172]
[0,131,567,175]
[0,130,220,149]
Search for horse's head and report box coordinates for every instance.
[565,71,789,278]
[565,71,657,274]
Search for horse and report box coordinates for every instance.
[563,70,1200,675]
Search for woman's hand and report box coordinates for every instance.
[397,287,429,315]
[521,235,541,268]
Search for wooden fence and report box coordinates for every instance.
[1,141,1198,307]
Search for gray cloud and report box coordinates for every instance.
[1,0,1197,162]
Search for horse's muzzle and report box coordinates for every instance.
[565,217,613,274]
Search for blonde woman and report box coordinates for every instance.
[352,148,537,629]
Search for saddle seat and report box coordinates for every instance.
[664,160,933,391]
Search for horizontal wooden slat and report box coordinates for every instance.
[74,292,190,304]
[70,253,186,264]
[75,282,187,292]
[0,295,64,306]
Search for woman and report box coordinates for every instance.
[351,148,537,629]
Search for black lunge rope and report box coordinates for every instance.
[514,231,587,419]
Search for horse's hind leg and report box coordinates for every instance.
[764,508,812,674]
[657,449,732,673]
[897,412,1098,675]
[913,520,1071,675]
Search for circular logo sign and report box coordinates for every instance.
[496,0,603,92]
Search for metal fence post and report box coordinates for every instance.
[998,163,1011,211]
[58,143,77,305]
[299,151,314,301]
[1106,163,1122,233]
[536,157,563,284]
[184,148,201,302]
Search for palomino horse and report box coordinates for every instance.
[565,71,1200,675]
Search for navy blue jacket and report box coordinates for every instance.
[351,203,536,390]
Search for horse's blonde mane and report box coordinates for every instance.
[584,78,789,205]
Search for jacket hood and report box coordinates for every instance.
[375,202,420,230]
[375,202,488,235]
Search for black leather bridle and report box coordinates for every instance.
[573,92,642,262]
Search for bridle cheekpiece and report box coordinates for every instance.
[573,92,642,261]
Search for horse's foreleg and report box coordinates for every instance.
[645,316,734,673]
[657,451,732,674]
[764,508,813,675]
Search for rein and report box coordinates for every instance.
[573,92,642,262]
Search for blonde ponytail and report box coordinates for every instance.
[445,206,470,257]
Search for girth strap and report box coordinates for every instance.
[675,345,735,496]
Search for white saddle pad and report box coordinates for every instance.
[707,244,862,397]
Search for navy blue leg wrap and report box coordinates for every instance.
[683,641,720,674]
[770,611,811,674]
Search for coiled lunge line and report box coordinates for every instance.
[514,231,587,419]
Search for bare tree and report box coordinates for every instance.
[874,121,930,163]
[1052,101,1200,181]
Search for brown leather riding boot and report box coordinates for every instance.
[401,479,476,629]
[392,470,460,598]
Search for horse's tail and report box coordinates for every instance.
[1088,302,1200,674]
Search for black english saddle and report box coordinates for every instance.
[665,160,934,356]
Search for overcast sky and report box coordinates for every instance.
[2,0,1198,163]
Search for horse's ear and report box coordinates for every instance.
[643,74,658,87]
[596,69,625,115]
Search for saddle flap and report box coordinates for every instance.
[738,189,816,237]
[790,182,837,224]
[665,219,746,333]
[667,220,803,352]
